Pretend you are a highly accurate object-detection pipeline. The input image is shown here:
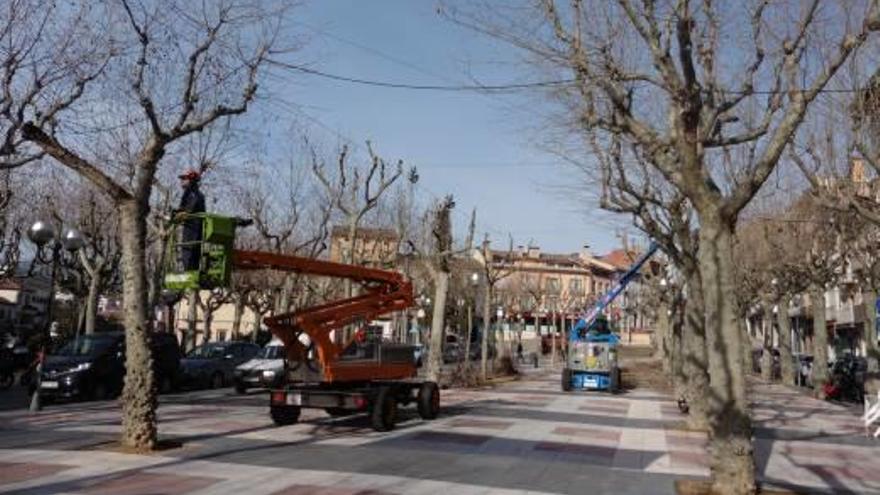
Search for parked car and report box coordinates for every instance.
[180,341,260,389]
[37,331,181,401]
[233,340,284,394]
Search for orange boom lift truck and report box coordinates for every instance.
[163,213,439,431]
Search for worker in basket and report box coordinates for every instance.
[174,169,206,271]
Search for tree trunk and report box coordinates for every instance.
[232,294,244,341]
[118,201,157,451]
[550,312,557,366]
[761,301,774,382]
[670,302,685,399]
[276,275,295,315]
[75,302,86,337]
[186,290,198,351]
[427,271,448,383]
[778,301,795,386]
[252,311,262,342]
[810,284,829,399]
[698,216,755,494]
[85,274,100,334]
[682,269,710,430]
[481,281,491,381]
[203,309,213,342]
[864,287,880,397]
[655,300,669,363]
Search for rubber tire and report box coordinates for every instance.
[92,382,109,401]
[325,407,351,417]
[211,372,224,389]
[234,383,247,395]
[370,386,397,432]
[609,368,620,394]
[417,382,440,420]
[561,368,572,392]
[270,405,301,426]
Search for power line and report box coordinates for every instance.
[267,59,572,92]
[268,58,869,96]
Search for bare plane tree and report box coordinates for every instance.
[447,2,880,490]
[12,0,282,450]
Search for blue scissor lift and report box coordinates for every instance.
[562,243,658,393]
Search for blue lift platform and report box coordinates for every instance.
[562,242,659,392]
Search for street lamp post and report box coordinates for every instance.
[26,221,84,412]
[496,306,505,359]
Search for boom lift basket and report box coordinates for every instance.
[163,213,237,291]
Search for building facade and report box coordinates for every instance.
[492,245,619,338]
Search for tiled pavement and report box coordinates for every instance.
[0,365,876,494]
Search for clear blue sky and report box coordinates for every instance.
[265,0,632,255]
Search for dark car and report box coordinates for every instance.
[37,331,181,401]
[180,341,260,389]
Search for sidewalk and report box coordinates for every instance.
[0,366,876,494]
[750,380,879,494]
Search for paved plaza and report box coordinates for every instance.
[0,362,876,494]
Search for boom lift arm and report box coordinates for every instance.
[571,242,660,338]
[163,213,416,384]
[232,250,415,382]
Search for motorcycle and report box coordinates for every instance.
[824,355,865,403]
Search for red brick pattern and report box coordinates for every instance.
[272,485,395,495]
[81,471,219,495]
[577,403,631,415]
[410,431,492,446]
[534,441,616,465]
[0,462,71,484]
[551,426,621,443]
[447,418,514,430]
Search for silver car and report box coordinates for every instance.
[233,341,285,393]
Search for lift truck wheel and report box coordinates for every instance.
[609,368,621,394]
[270,405,301,426]
[417,381,440,420]
[561,368,572,392]
[370,386,397,432]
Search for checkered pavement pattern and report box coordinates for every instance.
[0,368,877,494]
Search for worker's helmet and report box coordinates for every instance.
[178,169,201,181]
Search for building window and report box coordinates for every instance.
[546,277,560,294]
[569,278,583,294]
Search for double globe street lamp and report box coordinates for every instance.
[26,220,85,412]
